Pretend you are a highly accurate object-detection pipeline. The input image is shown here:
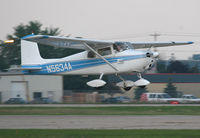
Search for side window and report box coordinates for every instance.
[88,51,95,58]
[98,47,111,56]
[113,44,121,52]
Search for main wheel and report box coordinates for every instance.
[138,85,146,88]
[123,87,132,91]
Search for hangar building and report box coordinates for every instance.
[1,73,200,103]
[0,73,63,103]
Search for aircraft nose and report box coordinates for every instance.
[153,52,159,58]
[146,51,159,58]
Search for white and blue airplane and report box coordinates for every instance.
[20,34,193,90]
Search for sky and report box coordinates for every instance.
[0,0,200,59]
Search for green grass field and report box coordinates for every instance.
[1,107,200,137]
[0,106,200,115]
[0,129,200,138]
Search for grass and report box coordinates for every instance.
[0,129,200,138]
[0,106,200,115]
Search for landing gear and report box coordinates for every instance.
[123,87,132,91]
[134,73,150,88]
[137,72,142,79]
[95,86,104,90]
[138,85,146,88]
[116,72,150,90]
[86,73,106,88]
[136,73,147,88]
[116,74,134,91]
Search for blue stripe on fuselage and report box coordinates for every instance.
[22,55,146,75]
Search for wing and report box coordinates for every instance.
[131,41,193,49]
[22,34,193,50]
[22,34,114,50]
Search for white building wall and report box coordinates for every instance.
[0,75,63,103]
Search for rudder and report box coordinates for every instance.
[21,40,44,65]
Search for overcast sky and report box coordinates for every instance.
[1,0,200,59]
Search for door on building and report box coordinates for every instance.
[11,81,27,100]
[33,92,42,99]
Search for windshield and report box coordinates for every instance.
[113,42,133,52]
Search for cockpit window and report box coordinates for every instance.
[88,51,95,58]
[113,42,133,52]
[98,47,112,56]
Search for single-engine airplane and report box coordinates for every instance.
[20,34,193,90]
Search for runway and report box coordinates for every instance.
[1,104,200,107]
[0,115,200,129]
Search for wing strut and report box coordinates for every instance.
[83,42,118,72]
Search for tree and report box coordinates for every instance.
[0,55,9,72]
[12,21,42,39]
[156,60,167,73]
[164,78,181,98]
[190,63,199,73]
[41,27,61,36]
[0,21,62,71]
[167,61,190,73]
[134,87,148,100]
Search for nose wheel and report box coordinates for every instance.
[137,72,142,79]
[116,74,134,91]
[123,87,132,91]
[116,72,150,90]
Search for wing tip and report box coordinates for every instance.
[188,41,194,44]
[22,34,50,40]
[21,34,35,40]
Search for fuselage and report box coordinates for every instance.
[22,49,155,75]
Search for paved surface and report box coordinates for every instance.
[0,115,200,129]
[1,104,200,107]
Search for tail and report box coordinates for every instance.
[21,40,44,65]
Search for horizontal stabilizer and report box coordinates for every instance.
[9,66,42,71]
[20,67,42,70]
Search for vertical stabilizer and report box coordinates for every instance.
[21,40,43,65]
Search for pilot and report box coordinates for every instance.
[113,44,121,52]
[88,51,95,58]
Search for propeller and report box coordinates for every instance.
[144,47,166,71]
[150,47,166,60]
